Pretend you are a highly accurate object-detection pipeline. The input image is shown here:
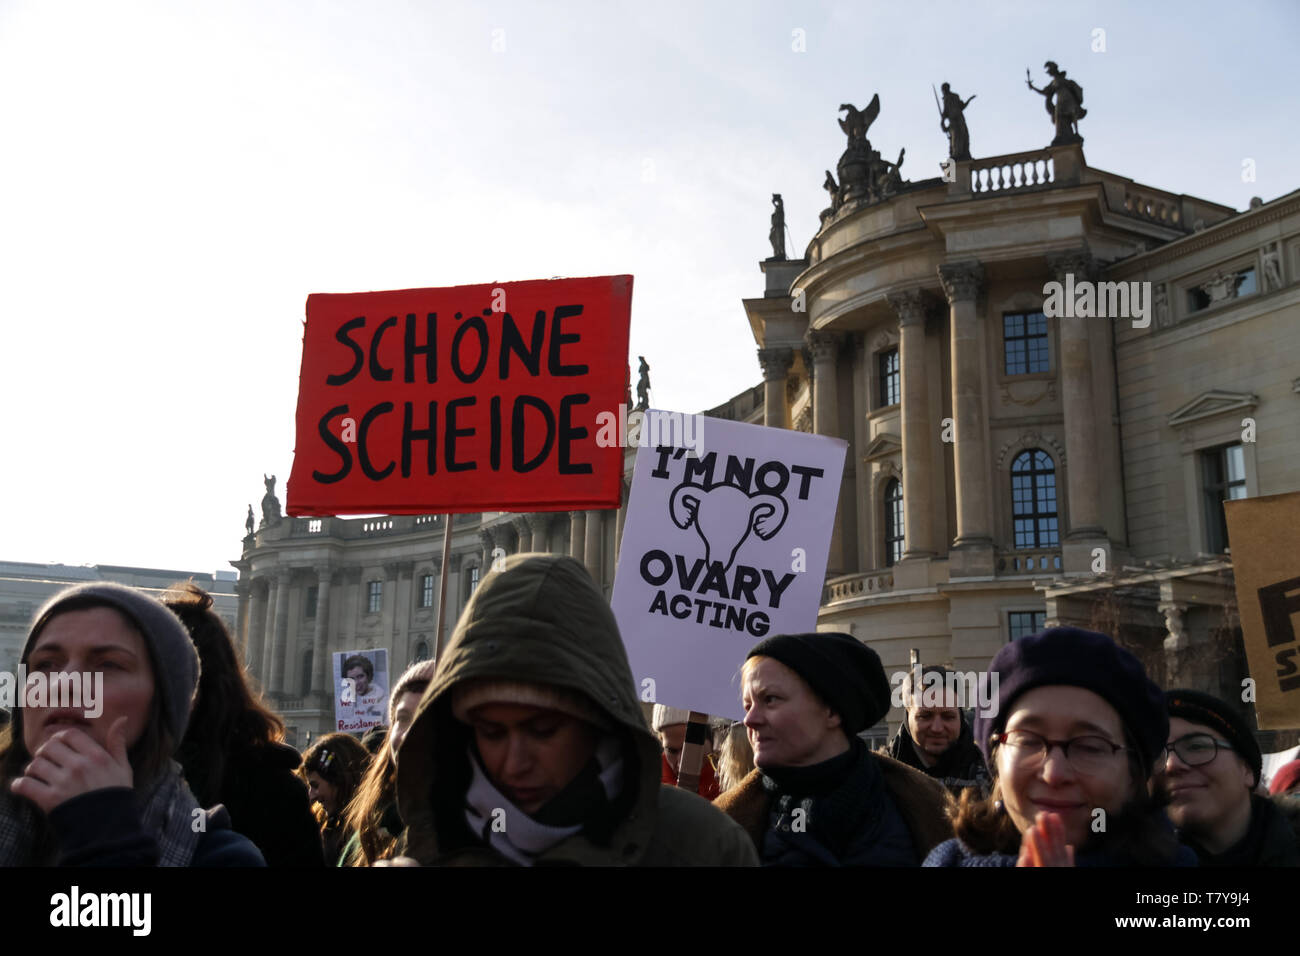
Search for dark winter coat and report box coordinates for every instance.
[393,554,758,866]
[1179,794,1300,867]
[924,811,1198,867]
[885,718,990,799]
[190,742,325,867]
[714,743,953,866]
[47,788,266,866]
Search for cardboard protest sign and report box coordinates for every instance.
[1225,491,1300,729]
[612,413,847,720]
[288,276,633,516]
[334,648,390,734]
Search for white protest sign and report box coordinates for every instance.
[333,648,390,734]
[612,412,847,720]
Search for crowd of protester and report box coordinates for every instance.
[0,554,1297,867]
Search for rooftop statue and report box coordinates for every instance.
[1026,61,1086,145]
[935,82,975,161]
[768,194,786,260]
[820,93,909,223]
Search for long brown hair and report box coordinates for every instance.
[164,582,286,805]
[300,732,370,820]
[341,744,398,865]
[341,669,434,865]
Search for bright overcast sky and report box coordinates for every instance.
[2,0,1296,574]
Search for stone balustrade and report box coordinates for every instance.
[823,568,895,605]
[970,149,1054,194]
[997,550,1062,574]
[1123,189,1183,228]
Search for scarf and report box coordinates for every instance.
[759,738,913,865]
[462,735,623,866]
[888,721,991,795]
[0,759,206,866]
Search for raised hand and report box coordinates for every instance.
[10,716,134,814]
[1016,811,1076,867]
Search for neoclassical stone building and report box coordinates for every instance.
[238,92,1299,747]
[744,113,1300,740]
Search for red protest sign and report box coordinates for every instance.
[287,275,632,516]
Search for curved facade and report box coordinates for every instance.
[745,141,1300,738]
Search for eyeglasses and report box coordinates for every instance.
[1158,734,1234,768]
[992,730,1130,775]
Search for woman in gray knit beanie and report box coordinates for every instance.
[0,583,264,866]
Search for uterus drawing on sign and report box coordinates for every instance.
[668,480,789,572]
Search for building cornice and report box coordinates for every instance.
[1107,191,1300,276]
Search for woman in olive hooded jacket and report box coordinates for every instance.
[391,553,757,866]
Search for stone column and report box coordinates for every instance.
[514,516,533,552]
[939,261,994,571]
[234,579,251,659]
[758,347,795,429]
[479,527,497,569]
[1048,248,1107,558]
[584,509,603,584]
[268,570,292,696]
[246,579,267,678]
[887,291,936,558]
[528,513,554,556]
[569,511,586,563]
[807,330,845,573]
[259,573,278,686]
[310,567,333,698]
[381,562,399,645]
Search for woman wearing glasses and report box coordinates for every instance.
[925,627,1194,867]
[1155,689,1300,866]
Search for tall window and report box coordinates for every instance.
[300,648,313,694]
[878,348,900,407]
[1202,443,1246,553]
[1011,450,1059,548]
[884,479,904,567]
[367,580,383,613]
[1009,611,1046,641]
[304,586,318,618]
[1004,312,1049,375]
[419,574,434,608]
[414,641,430,662]
[467,565,480,599]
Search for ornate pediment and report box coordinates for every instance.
[1167,390,1259,428]
[863,432,902,461]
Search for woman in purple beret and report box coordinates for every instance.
[924,627,1194,867]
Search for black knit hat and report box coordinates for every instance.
[1166,688,1262,786]
[745,632,890,735]
[973,626,1167,773]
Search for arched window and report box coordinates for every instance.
[300,648,313,696]
[884,478,904,567]
[414,640,430,663]
[1011,450,1059,548]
